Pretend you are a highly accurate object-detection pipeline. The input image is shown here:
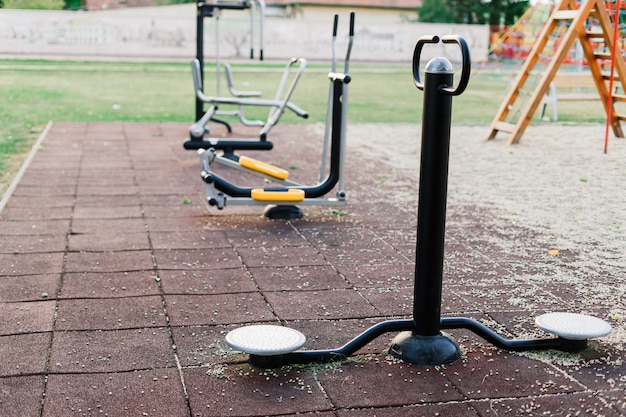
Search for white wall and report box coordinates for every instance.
[0,5,488,63]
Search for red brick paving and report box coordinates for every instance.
[0,121,624,417]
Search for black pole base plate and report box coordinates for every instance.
[389,331,462,366]
[264,205,303,220]
[249,354,286,369]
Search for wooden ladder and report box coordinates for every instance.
[486,0,626,144]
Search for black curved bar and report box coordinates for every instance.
[440,36,471,96]
[412,35,440,91]
[249,315,591,368]
[250,319,415,367]
[184,139,273,151]
[205,172,253,198]
[440,317,586,352]
[296,79,344,198]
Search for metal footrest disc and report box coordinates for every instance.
[225,325,306,355]
[535,312,612,340]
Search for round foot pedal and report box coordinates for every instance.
[263,205,303,220]
[535,312,612,340]
[225,325,306,356]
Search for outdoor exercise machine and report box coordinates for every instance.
[184,0,308,152]
[225,35,613,368]
[196,12,354,219]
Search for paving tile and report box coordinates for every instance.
[453,283,562,313]
[2,195,75,209]
[358,285,474,317]
[60,271,160,299]
[141,201,208,219]
[555,345,626,392]
[72,205,143,219]
[139,193,206,208]
[75,185,139,198]
[154,248,242,270]
[49,328,175,373]
[225,225,309,248]
[297,225,377,248]
[265,289,380,321]
[336,402,480,417]
[0,252,65,276]
[11,184,77,197]
[442,350,586,400]
[138,184,199,197]
[486,311,551,340]
[71,218,146,234]
[0,234,67,254]
[64,250,154,273]
[0,219,70,236]
[471,391,621,416]
[358,286,413,316]
[317,243,409,267]
[166,292,275,326]
[0,205,73,221]
[19,168,79,186]
[600,390,626,416]
[172,324,250,366]
[159,268,257,295]
[74,194,140,208]
[250,265,350,292]
[184,364,332,416]
[283,318,396,356]
[55,296,167,331]
[337,262,415,288]
[149,230,229,250]
[144,216,211,232]
[0,333,50,376]
[77,170,137,187]
[543,278,624,314]
[316,360,463,408]
[0,375,45,416]
[0,274,60,302]
[42,368,187,417]
[68,231,150,252]
[237,246,327,268]
[0,300,56,335]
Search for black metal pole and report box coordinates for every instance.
[388,35,470,365]
[413,58,454,336]
[195,3,205,122]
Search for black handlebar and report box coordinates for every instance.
[412,34,470,96]
[349,12,355,36]
[441,35,470,96]
[412,35,440,91]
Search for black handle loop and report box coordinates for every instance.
[332,14,339,37]
[412,35,439,91]
[441,35,470,96]
[412,35,471,95]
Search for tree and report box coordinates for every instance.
[418,0,530,25]
[418,0,453,23]
[446,0,488,24]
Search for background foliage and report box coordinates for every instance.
[419,0,530,26]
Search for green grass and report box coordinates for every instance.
[0,59,611,195]
[3,0,65,9]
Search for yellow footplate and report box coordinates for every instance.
[251,188,305,202]
[239,156,289,180]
